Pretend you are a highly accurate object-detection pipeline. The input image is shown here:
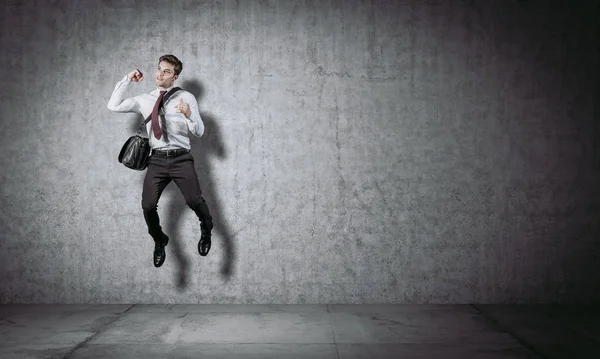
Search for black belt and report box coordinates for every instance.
[151,148,189,158]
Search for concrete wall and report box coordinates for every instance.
[0,0,598,304]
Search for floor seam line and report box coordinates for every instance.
[470,304,548,359]
[61,304,136,359]
[327,305,340,359]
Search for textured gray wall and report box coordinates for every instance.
[0,0,598,304]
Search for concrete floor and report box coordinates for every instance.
[0,305,598,359]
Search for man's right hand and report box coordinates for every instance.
[128,69,144,82]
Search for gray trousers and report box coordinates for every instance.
[141,151,213,240]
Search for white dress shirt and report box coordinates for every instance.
[107,75,204,151]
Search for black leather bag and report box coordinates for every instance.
[118,87,181,170]
[118,135,151,170]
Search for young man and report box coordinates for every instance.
[107,54,213,268]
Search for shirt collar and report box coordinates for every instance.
[154,86,174,95]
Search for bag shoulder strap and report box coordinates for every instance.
[137,87,183,134]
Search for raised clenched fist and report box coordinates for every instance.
[127,69,144,82]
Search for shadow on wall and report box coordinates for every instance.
[183,79,236,284]
[131,79,236,291]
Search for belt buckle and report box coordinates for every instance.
[166,149,173,157]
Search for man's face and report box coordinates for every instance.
[155,61,178,88]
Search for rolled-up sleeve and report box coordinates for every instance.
[107,75,141,113]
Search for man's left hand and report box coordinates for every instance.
[175,98,191,119]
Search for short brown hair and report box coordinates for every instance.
[158,54,183,75]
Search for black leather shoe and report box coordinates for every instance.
[198,231,211,257]
[154,234,169,267]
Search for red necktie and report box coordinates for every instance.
[151,91,167,140]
